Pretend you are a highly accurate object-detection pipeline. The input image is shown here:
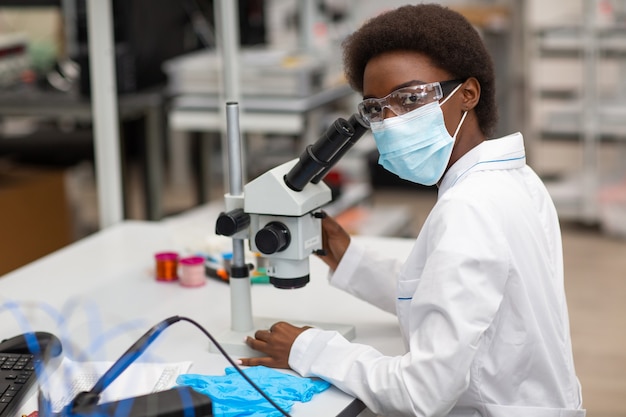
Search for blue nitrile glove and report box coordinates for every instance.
[176,366,331,417]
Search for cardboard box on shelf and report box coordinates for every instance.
[0,165,73,276]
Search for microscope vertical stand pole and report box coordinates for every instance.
[225,102,254,333]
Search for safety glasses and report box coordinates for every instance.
[358,80,463,123]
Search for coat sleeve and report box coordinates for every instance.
[290,196,512,416]
[328,240,404,315]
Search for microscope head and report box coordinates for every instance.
[216,114,370,289]
[244,159,331,289]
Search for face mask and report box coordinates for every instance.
[371,84,467,186]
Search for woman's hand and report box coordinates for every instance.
[318,213,351,271]
[239,321,311,369]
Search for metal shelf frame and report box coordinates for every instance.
[528,0,626,223]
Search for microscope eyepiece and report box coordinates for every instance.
[284,118,355,192]
[310,113,371,184]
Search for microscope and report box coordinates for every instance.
[213,103,369,356]
[215,108,370,289]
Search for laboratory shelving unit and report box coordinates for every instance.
[527,0,626,224]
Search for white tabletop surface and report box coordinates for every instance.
[0,218,414,416]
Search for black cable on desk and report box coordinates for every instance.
[63,315,292,417]
[178,316,293,417]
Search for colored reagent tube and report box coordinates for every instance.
[179,256,206,287]
[155,252,179,282]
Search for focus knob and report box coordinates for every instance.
[215,208,250,236]
[255,222,290,254]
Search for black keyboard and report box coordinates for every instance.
[0,352,36,417]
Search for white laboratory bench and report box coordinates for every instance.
[1,213,413,416]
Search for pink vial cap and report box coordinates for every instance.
[180,256,205,266]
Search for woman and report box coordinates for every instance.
[240,4,585,416]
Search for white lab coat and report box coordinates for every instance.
[289,133,585,417]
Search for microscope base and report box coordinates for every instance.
[210,317,356,358]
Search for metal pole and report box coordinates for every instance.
[215,1,252,333]
[582,0,598,223]
[225,103,253,333]
[214,0,244,192]
[226,104,244,196]
[218,1,241,103]
[60,0,78,58]
[299,0,316,53]
[86,0,124,228]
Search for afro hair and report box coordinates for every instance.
[342,3,498,137]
